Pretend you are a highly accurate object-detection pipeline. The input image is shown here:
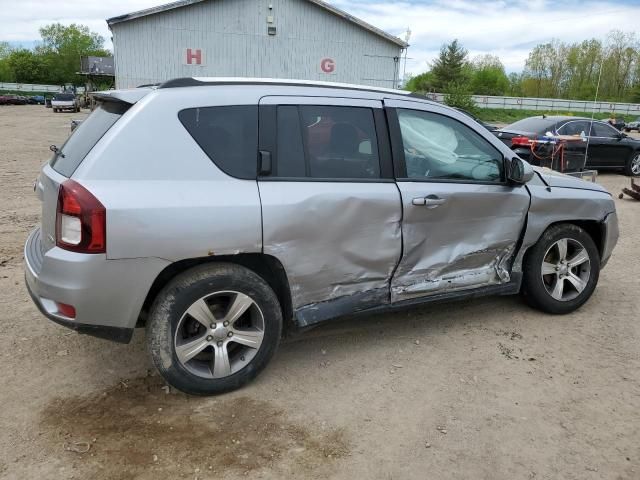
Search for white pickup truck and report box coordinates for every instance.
[51,93,80,113]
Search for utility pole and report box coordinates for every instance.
[402,27,411,88]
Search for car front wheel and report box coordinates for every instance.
[522,224,600,314]
[147,263,283,395]
[625,152,640,177]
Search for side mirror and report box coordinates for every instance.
[507,156,534,184]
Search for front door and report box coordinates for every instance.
[586,121,631,168]
[385,100,530,303]
[257,96,402,325]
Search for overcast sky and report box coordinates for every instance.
[3,0,640,74]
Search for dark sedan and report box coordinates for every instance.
[495,116,640,176]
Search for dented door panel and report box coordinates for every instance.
[391,182,530,302]
[260,181,402,309]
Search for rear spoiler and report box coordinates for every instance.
[90,87,153,105]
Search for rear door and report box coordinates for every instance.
[257,96,402,323]
[385,99,530,302]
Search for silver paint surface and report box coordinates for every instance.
[259,181,402,309]
[25,81,620,334]
[391,182,530,301]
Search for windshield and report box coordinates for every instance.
[504,117,557,134]
[53,93,75,101]
[50,101,129,177]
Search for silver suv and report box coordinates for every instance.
[25,78,619,395]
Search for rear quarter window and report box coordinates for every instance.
[178,106,258,179]
[505,118,557,134]
[50,101,129,177]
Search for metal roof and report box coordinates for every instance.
[106,0,407,48]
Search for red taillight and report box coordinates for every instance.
[511,136,531,147]
[56,302,76,318]
[56,180,106,253]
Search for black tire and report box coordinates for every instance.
[522,224,600,314]
[624,151,640,177]
[147,263,283,395]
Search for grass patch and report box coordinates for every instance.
[475,108,637,124]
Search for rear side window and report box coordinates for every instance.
[505,117,556,134]
[50,101,129,177]
[178,106,258,179]
[275,105,380,179]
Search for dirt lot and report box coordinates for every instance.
[1,105,639,480]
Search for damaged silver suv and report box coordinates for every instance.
[25,78,619,395]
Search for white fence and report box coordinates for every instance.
[423,93,640,115]
[0,82,85,93]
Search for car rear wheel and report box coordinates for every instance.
[522,224,600,314]
[147,263,283,395]
[625,152,640,177]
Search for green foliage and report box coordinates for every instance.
[7,49,45,83]
[470,54,509,95]
[443,82,477,113]
[408,31,639,103]
[521,31,639,102]
[0,41,14,81]
[431,39,470,90]
[405,71,436,92]
[474,108,636,124]
[0,23,108,86]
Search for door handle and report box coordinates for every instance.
[412,196,446,207]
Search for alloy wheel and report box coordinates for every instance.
[631,154,640,176]
[541,238,591,302]
[174,291,265,379]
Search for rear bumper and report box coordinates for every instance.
[600,211,619,268]
[24,228,170,343]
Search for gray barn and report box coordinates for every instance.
[107,0,407,89]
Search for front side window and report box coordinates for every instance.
[558,121,591,136]
[592,122,619,138]
[276,105,380,179]
[397,109,503,182]
[179,105,258,179]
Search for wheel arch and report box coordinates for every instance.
[138,254,294,333]
[522,219,605,265]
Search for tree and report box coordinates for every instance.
[0,41,14,81]
[443,81,476,113]
[6,49,45,83]
[35,23,109,85]
[405,71,436,92]
[431,39,470,91]
[469,54,509,95]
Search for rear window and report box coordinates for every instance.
[504,117,557,134]
[50,101,129,177]
[178,106,258,179]
[54,93,75,101]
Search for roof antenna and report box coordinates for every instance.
[584,59,604,165]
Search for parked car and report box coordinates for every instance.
[29,95,46,105]
[25,79,619,395]
[51,93,80,112]
[454,107,499,132]
[495,116,640,176]
[1,94,28,105]
[624,118,640,133]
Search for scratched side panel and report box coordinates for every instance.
[391,182,530,301]
[259,181,402,309]
[511,182,616,273]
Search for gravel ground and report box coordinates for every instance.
[1,105,639,480]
